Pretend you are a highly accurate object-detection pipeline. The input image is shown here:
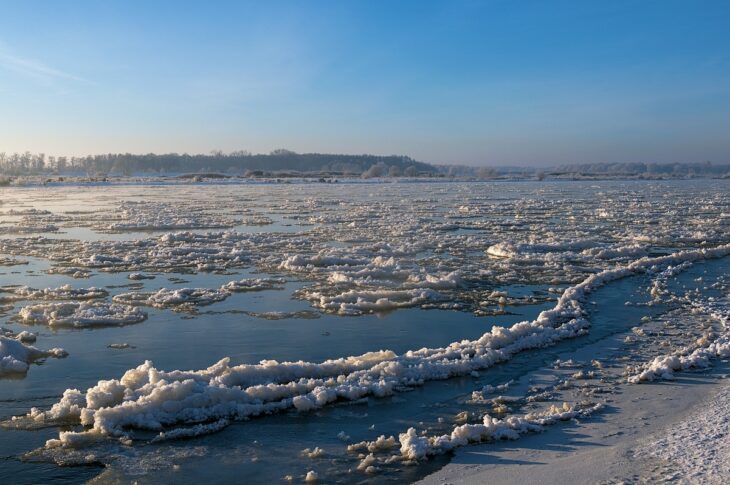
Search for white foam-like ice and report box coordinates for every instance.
[14,244,728,448]
[221,278,286,292]
[113,287,230,309]
[306,288,446,315]
[0,336,67,376]
[628,298,729,383]
[397,401,603,460]
[99,202,238,232]
[0,284,108,303]
[18,302,147,327]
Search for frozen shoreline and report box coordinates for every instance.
[419,331,730,484]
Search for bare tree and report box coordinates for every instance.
[477,167,497,180]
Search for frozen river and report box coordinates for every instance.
[1,179,728,483]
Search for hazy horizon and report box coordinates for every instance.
[1,0,729,165]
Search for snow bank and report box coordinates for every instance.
[639,381,730,481]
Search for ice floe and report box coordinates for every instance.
[0,336,67,377]
[0,284,108,303]
[17,302,148,327]
[12,244,729,448]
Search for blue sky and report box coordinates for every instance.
[0,0,729,165]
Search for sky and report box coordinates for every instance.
[0,0,729,166]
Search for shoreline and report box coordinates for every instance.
[419,330,730,484]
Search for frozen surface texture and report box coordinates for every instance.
[0,180,729,483]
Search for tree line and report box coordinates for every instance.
[0,149,436,176]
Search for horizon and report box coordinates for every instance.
[1,1,730,165]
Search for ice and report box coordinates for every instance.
[628,299,730,383]
[221,278,286,292]
[2,181,730,482]
[15,244,728,448]
[304,470,318,482]
[128,273,155,280]
[0,284,108,303]
[113,287,230,310]
[398,401,603,460]
[18,302,148,327]
[302,447,325,458]
[347,435,398,453]
[0,336,67,377]
[114,279,284,310]
[97,202,238,232]
[306,288,446,315]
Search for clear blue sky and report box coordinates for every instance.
[1,0,729,165]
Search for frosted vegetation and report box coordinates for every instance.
[0,180,728,483]
[1,150,729,180]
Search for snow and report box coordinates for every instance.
[638,382,730,482]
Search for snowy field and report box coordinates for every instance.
[0,179,729,484]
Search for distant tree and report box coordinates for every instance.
[362,162,387,178]
[477,167,497,180]
[270,148,297,156]
[388,165,401,177]
[404,165,418,177]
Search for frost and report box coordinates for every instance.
[639,382,730,480]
